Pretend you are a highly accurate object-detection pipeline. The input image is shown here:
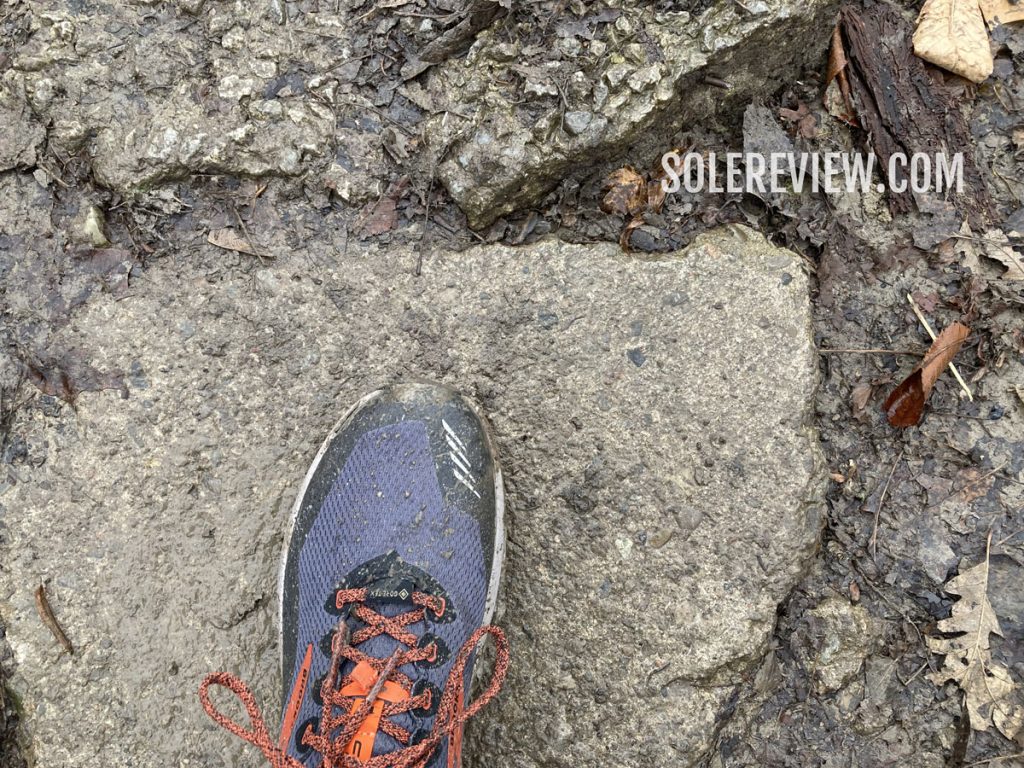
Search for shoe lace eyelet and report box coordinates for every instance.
[432,596,446,618]
[411,679,441,717]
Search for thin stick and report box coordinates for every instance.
[906,294,973,401]
[35,584,74,655]
[965,752,1024,767]
[870,447,904,559]
[232,205,270,262]
[818,347,922,356]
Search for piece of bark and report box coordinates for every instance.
[840,5,994,227]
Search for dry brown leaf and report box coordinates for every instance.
[981,0,1024,25]
[208,228,256,255]
[646,178,666,215]
[600,167,647,217]
[824,25,858,124]
[929,542,1023,739]
[24,352,126,405]
[619,216,643,253]
[955,222,985,275]
[982,229,1024,280]
[954,467,995,504]
[883,321,970,427]
[851,383,872,415]
[779,103,818,139]
[360,197,398,237]
[913,0,994,84]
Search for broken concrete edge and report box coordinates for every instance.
[644,228,826,756]
[433,2,840,229]
[678,228,827,685]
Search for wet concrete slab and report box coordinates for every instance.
[0,225,824,767]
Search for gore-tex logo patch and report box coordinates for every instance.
[365,579,415,604]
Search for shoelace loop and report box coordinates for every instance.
[199,591,508,768]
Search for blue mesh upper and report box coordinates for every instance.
[285,420,487,764]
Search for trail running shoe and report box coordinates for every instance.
[200,382,508,768]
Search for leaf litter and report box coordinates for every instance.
[929,534,1023,739]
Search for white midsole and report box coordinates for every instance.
[277,387,507,671]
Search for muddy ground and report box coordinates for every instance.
[2,0,1024,765]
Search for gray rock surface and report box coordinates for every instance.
[4,0,836,224]
[804,597,876,694]
[426,0,839,228]
[0,225,824,767]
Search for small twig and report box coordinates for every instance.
[906,294,973,402]
[232,205,270,262]
[818,347,923,356]
[869,447,904,559]
[35,584,74,655]
[965,752,1024,767]
[899,659,929,688]
[36,163,70,189]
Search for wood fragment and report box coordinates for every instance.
[35,584,73,655]
[839,5,994,225]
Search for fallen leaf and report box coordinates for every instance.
[779,103,818,139]
[358,176,409,238]
[913,0,994,84]
[928,541,1023,739]
[884,321,970,427]
[981,229,1024,279]
[619,216,643,253]
[23,351,126,405]
[911,290,940,314]
[851,383,873,414]
[646,178,666,215]
[600,167,647,217]
[954,467,994,504]
[823,25,858,125]
[360,197,398,237]
[980,0,1024,25]
[208,228,255,255]
[955,222,985,275]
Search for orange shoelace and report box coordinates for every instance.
[199,588,509,768]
